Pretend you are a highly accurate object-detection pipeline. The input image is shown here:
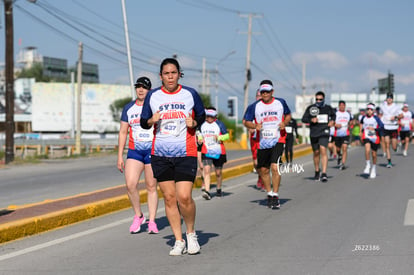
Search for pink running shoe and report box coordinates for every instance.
[147,221,159,234]
[129,214,146,234]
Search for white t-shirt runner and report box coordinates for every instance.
[380,102,402,130]
[399,110,414,132]
[243,97,291,149]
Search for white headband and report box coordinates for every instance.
[205,109,217,117]
[259,84,273,92]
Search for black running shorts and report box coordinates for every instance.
[363,139,379,151]
[310,136,329,151]
[257,143,284,169]
[151,155,197,182]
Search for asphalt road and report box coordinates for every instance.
[1,146,413,274]
[0,150,251,209]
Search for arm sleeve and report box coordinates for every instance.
[279,98,291,115]
[140,92,153,129]
[120,104,129,122]
[329,106,336,122]
[217,133,230,141]
[301,106,311,123]
[243,103,256,122]
[375,116,385,136]
[191,91,206,127]
[217,120,228,134]
[293,119,299,136]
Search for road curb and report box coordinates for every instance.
[0,146,312,244]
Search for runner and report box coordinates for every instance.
[333,100,353,170]
[380,92,403,167]
[117,76,159,234]
[398,103,414,157]
[284,118,299,165]
[199,107,229,199]
[350,117,361,146]
[243,80,292,209]
[302,91,336,182]
[360,103,384,178]
[140,58,205,256]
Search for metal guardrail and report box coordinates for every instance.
[0,139,120,158]
[0,138,119,147]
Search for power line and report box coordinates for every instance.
[14,3,127,66]
[257,19,302,86]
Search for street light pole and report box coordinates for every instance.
[121,0,135,99]
[215,50,236,113]
[4,0,14,164]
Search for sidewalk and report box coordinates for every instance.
[0,145,312,244]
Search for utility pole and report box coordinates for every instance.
[121,0,135,98]
[240,13,261,113]
[301,61,307,144]
[75,42,83,155]
[201,57,206,94]
[71,72,75,138]
[4,0,14,164]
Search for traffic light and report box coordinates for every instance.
[227,99,234,117]
[388,73,394,94]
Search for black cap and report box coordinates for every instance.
[134,77,151,89]
[386,92,393,99]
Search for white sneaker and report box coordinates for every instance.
[186,232,200,255]
[403,150,407,157]
[363,164,370,175]
[169,240,187,256]
[383,152,386,158]
[370,167,376,179]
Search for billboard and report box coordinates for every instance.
[32,83,130,132]
[0,78,34,122]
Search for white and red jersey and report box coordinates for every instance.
[360,115,384,144]
[399,110,414,131]
[380,102,402,130]
[243,97,291,149]
[120,100,153,151]
[200,119,228,157]
[140,85,205,158]
[334,110,353,137]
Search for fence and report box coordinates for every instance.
[0,139,119,159]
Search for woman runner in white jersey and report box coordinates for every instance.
[140,58,205,256]
[117,76,159,234]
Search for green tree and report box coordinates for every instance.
[199,93,211,108]
[17,62,50,82]
[110,97,132,122]
[16,62,70,82]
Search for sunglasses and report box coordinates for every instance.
[315,98,324,101]
[260,90,272,94]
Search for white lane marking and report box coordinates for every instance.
[0,179,254,261]
[0,217,134,261]
[404,199,414,226]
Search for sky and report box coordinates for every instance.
[1,0,414,117]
